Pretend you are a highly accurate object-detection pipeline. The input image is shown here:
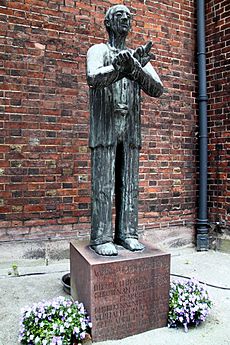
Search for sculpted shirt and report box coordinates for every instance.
[87,43,163,148]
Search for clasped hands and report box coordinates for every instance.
[112,41,154,76]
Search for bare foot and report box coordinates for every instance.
[118,238,145,251]
[91,243,118,256]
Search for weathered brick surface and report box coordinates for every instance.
[0,0,198,241]
[206,1,230,227]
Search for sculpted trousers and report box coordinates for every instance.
[90,141,139,246]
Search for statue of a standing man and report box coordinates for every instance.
[87,5,163,256]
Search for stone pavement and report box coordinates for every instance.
[0,243,229,345]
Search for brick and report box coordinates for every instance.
[206,0,230,225]
[0,0,228,241]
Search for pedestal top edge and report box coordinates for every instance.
[70,240,170,265]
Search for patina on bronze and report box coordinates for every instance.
[87,5,163,256]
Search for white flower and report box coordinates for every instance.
[81,322,86,330]
[26,311,31,318]
[60,325,65,333]
[35,336,40,344]
[53,323,58,330]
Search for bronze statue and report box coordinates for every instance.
[87,5,163,256]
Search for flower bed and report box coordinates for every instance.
[19,296,92,345]
[168,278,212,332]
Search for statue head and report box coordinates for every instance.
[104,5,132,37]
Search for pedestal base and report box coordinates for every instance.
[70,241,170,342]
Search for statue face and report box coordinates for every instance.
[108,6,132,35]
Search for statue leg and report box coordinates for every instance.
[90,146,118,256]
[114,142,145,251]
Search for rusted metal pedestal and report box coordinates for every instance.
[70,241,170,342]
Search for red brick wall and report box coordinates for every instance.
[0,0,197,242]
[206,0,230,227]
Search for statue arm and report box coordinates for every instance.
[87,44,163,96]
[130,61,163,97]
[87,45,123,88]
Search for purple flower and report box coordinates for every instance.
[51,336,62,345]
[183,323,188,333]
[168,278,212,332]
[73,326,80,335]
[80,331,86,340]
[19,297,91,344]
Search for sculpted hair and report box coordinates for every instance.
[104,5,131,33]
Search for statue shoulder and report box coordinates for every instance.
[87,43,108,56]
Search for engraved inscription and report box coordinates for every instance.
[94,257,165,277]
[92,256,170,338]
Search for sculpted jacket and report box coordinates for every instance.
[87,43,163,149]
